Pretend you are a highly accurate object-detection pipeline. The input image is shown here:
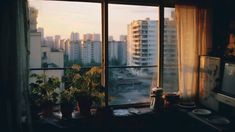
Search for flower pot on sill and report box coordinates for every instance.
[61,103,74,119]
[77,95,92,116]
[41,103,54,118]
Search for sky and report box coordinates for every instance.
[29,0,173,40]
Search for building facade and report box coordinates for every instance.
[127,18,157,76]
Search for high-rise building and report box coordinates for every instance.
[70,32,80,42]
[54,35,61,50]
[29,32,42,69]
[108,41,119,62]
[65,39,70,56]
[69,41,81,61]
[29,7,38,32]
[29,7,41,71]
[37,27,44,42]
[92,34,100,41]
[109,36,114,41]
[60,39,65,50]
[118,41,127,65]
[127,18,157,76]
[81,40,101,65]
[83,33,100,41]
[92,41,101,64]
[45,36,54,48]
[119,35,127,42]
[83,33,92,41]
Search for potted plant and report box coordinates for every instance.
[63,65,105,116]
[29,73,60,117]
[60,87,78,119]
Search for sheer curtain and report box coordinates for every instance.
[176,5,211,101]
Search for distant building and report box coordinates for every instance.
[83,33,92,41]
[92,41,101,64]
[45,36,54,48]
[54,35,61,50]
[108,41,119,62]
[83,33,100,41]
[127,18,157,76]
[81,40,101,65]
[37,27,44,42]
[119,35,127,42]
[92,34,100,41]
[29,32,41,69]
[118,41,127,65]
[60,39,65,50]
[29,7,38,32]
[69,41,81,61]
[29,7,41,71]
[64,39,70,56]
[70,32,80,42]
[109,36,114,41]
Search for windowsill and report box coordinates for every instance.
[175,104,235,132]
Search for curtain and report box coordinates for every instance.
[197,8,212,55]
[176,5,211,100]
[0,0,31,132]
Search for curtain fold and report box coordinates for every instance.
[197,8,212,55]
[0,0,31,132]
[176,5,211,100]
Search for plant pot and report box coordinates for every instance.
[61,103,74,119]
[41,103,54,117]
[77,95,92,116]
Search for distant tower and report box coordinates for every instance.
[37,27,44,41]
[29,7,38,32]
[83,33,92,41]
[127,18,157,76]
[54,35,61,50]
[70,32,80,42]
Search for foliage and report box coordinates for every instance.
[29,73,60,108]
[63,65,105,106]
[60,87,78,105]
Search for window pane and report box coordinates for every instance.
[28,0,102,93]
[163,8,178,93]
[29,0,101,70]
[109,67,157,105]
[108,4,159,105]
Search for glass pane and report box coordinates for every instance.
[28,1,103,108]
[28,0,101,69]
[163,8,178,93]
[108,4,159,105]
[109,67,157,105]
[28,0,101,88]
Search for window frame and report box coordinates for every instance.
[31,0,175,107]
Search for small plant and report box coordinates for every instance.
[60,87,79,118]
[29,73,60,116]
[63,65,105,115]
[60,87,78,105]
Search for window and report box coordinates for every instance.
[108,4,158,105]
[29,0,178,107]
